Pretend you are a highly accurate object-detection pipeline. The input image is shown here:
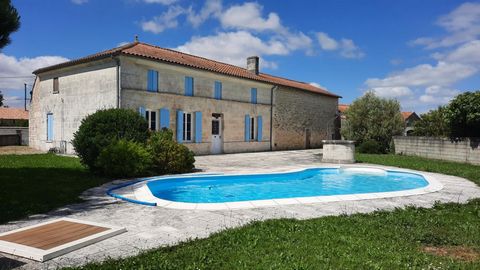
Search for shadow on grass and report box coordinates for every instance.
[0,167,112,224]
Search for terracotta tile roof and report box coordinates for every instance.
[338,104,349,113]
[33,42,340,98]
[0,108,29,120]
[401,112,414,120]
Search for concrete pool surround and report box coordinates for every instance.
[111,166,444,210]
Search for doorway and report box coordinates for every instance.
[211,113,223,154]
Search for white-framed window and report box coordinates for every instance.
[183,112,193,141]
[250,116,256,141]
[145,110,157,131]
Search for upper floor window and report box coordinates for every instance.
[185,76,194,96]
[147,70,158,92]
[145,110,157,130]
[53,77,59,94]
[214,81,222,100]
[251,88,257,104]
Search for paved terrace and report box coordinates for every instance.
[1,150,480,269]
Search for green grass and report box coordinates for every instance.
[0,154,109,224]
[356,153,480,186]
[68,154,480,269]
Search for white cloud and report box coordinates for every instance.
[410,2,480,49]
[309,82,327,90]
[371,86,413,99]
[315,32,364,59]
[117,41,130,47]
[219,2,281,32]
[175,31,290,69]
[316,32,338,50]
[71,0,88,4]
[143,0,178,4]
[141,5,185,34]
[435,40,480,64]
[0,54,68,107]
[187,0,222,27]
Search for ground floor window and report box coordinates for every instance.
[145,110,157,131]
[46,113,54,141]
[183,112,193,142]
[250,117,255,141]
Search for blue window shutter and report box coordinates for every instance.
[214,81,222,100]
[153,71,158,92]
[257,116,262,141]
[185,77,194,96]
[159,108,170,129]
[147,70,152,91]
[176,110,184,143]
[251,88,257,104]
[244,114,250,142]
[47,114,53,141]
[138,106,146,119]
[195,111,202,143]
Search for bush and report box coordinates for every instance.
[357,140,384,154]
[72,108,149,171]
[147,129,195,174]
[96,139,152,178]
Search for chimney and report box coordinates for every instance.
[247,56,259,75]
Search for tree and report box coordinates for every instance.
[341,91,404,153]
[413,106,450,137]
[0,0,21,49]
[446,91,480,138]
[0,91,3,107]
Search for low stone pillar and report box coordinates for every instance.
[321,140,355,163]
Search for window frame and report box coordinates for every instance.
[53,77,59,94]
[250,117,256,141]
[183,112,193,142]
[145,109,157,131]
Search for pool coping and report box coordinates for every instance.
[130,165,444,210]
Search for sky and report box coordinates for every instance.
[1,0,479,113]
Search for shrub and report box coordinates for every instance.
[96,139,152,178]
[147,129,195,174]
[357,140,384,154]
[72,108,149,171]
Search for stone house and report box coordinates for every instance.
[29,41,340,155]
[401,112,420,136]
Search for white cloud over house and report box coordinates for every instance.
[365,2,480,111]
[316,32,364,59]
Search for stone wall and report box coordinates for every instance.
[394,136,480,165]
[29,59,118,154]
[272,86,338,150]
[0,127,29,145]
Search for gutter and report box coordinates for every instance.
[113,56,121,108]
[270,85,278,151]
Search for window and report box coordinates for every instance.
[147,70,158,92]
[46,113,54,141]
[185,76,194,96]
[251,88,257,104]
[53,78,59,94]
[214,81,222,100]
[250,117,255,140]
[183,112,193,141]
[145,110,157,130]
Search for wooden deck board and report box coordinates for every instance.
[0,220,108,250]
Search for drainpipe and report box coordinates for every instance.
[113,56,121,108]
[269,85,278,151]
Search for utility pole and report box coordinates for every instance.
[24,83,27,111]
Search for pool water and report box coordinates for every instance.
[146,168,429,203]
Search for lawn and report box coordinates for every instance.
[0,154,109,224]
[68,154,480,269]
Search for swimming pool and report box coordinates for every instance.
[134,167,442,209]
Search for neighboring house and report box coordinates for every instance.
[338,104,420,137]
[30,41,341,155]
[0,108,29,146]
[402,112,420,136]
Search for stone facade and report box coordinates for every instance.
[273,86,338,150]
[29,59,118,153]
[30,55,338,155]
[394,136,480,165]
